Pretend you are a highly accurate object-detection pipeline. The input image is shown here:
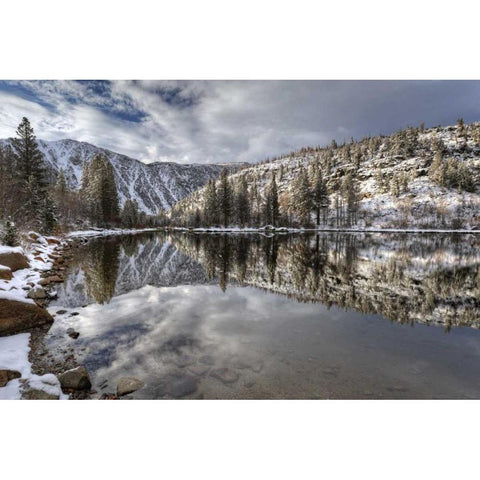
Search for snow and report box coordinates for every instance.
[0,245,24,255]
[0,333,67,400]
[67,227,160,238]
[1,137,225,214]
[0,291,35,304]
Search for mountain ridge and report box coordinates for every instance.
[0,137,245,215]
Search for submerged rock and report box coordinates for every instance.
[66,328,80,339]
[0,298,54,336]
[59,366,91,391]
[117,377,145,397]
[169,375,197,398]
[210,367,240,384]
[0,369,21,387]
[187,364,210,376]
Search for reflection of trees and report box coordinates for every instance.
[121,235,138,258]
[83,239,120,304]
[172,232,480,330]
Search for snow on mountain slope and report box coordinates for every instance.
[172,122,480,229]
[0,138,236,214]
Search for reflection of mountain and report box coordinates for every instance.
[55,232,480,329]
[172,233,480,330]
[54,233,210,307]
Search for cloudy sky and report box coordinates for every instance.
[0,80,479,165]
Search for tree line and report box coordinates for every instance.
[0,117,160,245]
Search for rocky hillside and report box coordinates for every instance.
[0,138,241,214]
[171,122,480,229]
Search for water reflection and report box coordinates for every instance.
[48,231,480,399]
[55,232,480,330]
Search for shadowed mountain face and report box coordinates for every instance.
[0,138,236,213]
[54,232,480,330]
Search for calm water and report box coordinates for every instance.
[47,231,480,399]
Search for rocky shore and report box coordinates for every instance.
[0,230,153,400]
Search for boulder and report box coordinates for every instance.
[0,250,29,271]
[22,389,59,400]
[0,369,21,387]
[27,286,47,300]
[0,266,12,280]
[58,366,91,391]
[0,297,54,336]
[117,377,145,397]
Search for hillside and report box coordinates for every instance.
[170,121,480,230]
[0,138,237,214]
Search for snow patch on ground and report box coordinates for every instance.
[0,333,67,400]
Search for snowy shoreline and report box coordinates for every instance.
[173,226,480,234]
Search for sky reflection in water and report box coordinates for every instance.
[48,232,480,399]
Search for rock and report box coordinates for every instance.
[28,232,40,241]
[117,377,145,397]
[187,364,210,376]
[0,266,12,280]
[27,286,47,299]
[59,366,91,391]
[56,309,67,315]
[33,256,44,262]
[169,375,197,398]
[46,237,61,245]
[210,367,240,384]
[0,251,29,271]
[172,354,194,368]
[38,275,63,286]
[22,389,59,400]
[66,328,80,339]
[0,298,54,336]
[0,369,21,387]
[70,312,79,316]
[233,358,264,373]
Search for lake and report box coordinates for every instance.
[47,231,480,399]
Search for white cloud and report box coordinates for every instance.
[1,80,479,164]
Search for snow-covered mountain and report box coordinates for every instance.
[1,138,241,214]
[171,122,480,229]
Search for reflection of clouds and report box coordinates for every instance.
[52,284,331,393]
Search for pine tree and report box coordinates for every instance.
[429,150,446,187]
[1,218,18,246]
[55,168,68,198]
[218,168,233,227]
[81,154,119,226]
[342,173,360,226]
[0,145,17,218]
[204,179,219,226]
[11,117,47,227]
[12,117,46,191]
[270,175,279,226]
[290,167,312,225]
[312,169,329,225]
[42,194,57,234]
[235,176,250,226]
[121,199,139,228]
